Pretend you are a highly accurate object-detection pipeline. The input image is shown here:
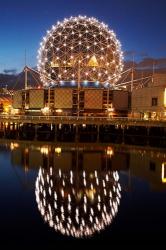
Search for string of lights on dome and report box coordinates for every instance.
[37,15,124,87]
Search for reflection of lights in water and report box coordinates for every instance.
[106,147,114,156]
[55,147,62,155]
[162,163,166,183]
[40,146,49,155]
[10,142,19,151]
[35,168,121,238]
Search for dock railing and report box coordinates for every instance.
[0,114,166,127]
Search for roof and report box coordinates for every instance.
[0,94,12,103]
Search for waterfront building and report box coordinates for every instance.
[12,16,129,117]
[10,16,166,121]
[12,87,129,117]
[0,94,12,114]
[132,73,166,119]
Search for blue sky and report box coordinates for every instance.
[0,0,166,73]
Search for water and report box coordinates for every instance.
[0,140,166,246]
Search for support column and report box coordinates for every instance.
[34,124,38,141]
[146,126,150,146]
[3,123,6,139]
[75,125,79,142]
[122,125,125,144]
[97,125,100,142]
[54,124,57,142]
[16,123,20,140]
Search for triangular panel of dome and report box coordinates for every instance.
[51,58,59,68]
[88,55,99,67]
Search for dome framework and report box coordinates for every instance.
[37,16,124,87]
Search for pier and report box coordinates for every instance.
[0,115,166,147]
[0,114,166,127]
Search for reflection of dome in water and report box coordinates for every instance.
[35,168,121,238]
[37,16,123,86]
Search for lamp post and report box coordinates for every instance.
[77,54,84,118]
[48,86,50,115]
[107,103,114,118]
[106,84,110,114]
[77,59,81,118]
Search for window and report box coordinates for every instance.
[152,97,158,106]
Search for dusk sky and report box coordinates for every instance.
[0,0,166,73]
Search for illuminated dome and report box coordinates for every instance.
[37,16,124,87]
[35,167,121,238]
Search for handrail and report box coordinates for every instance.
[0,114,166,122]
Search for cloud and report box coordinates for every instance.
[124,50,136,56]
[124,50,149,58]
[3,69,17,75]
[137,57,166,69]
[124,61,137,69]
[138,52,149,58]
[157,44,166,52]
[124,57,166,72]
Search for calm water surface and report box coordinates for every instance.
[0,140,166,246]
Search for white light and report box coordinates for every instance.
[61,189,64,197]
[54,192,57,200]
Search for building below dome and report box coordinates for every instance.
[12,85,129,117]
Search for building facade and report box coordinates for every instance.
[0,94,12,114]
[12,86,130,117]
[132,73,166,119]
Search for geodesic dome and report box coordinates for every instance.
[37,16,123,87]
